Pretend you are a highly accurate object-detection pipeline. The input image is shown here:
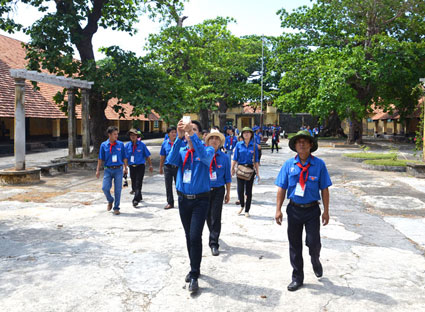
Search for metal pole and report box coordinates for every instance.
[260,36,264,131]
[14,78,26,170]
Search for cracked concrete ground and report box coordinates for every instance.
[1,142,425,312]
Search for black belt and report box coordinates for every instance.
[105,165,122,169]
[178,191,210,200]
[165,164,178,169]
[211,186,225,191]
[290,200,319,208]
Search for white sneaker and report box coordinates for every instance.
[238,207,244,215]
[245,212,250,217]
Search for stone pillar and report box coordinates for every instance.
[114,120,120,132]
[393,120,398,135]
[68,88,76,158]
[81,89,90,158]
[14,78,26,170]
[52,118,61,140]
[383,120,388,134]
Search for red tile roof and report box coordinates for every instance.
[0,34,159,121]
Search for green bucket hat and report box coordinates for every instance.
[240,127,253,134]
[289,130,318,153]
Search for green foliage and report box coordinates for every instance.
[344,152,397,159]
[363,159,423,167]
[145,17,262,119]
[414,103,424,151]
[271,0,425,128]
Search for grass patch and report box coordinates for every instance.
[344,153,397,160]
[363,159,423,167]
[317,136,345,141]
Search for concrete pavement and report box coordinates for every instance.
[0,141,424,311]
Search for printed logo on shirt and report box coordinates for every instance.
[250,150,254,153]
[195,157,200,161]
[137,149,141,152]
[117,148,121,151]
[217,165,222,168]
[290,167,295,173]
[309,176,318,181]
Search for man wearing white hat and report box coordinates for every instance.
[205,129,231,256]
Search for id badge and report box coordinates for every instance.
[210,171,217,181]
[294,183,305,197]
[130,155,135,163]
[183,170,192,183]
[112,154,118,163]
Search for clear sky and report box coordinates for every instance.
[0,0,313,60]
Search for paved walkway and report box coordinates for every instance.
[0,142,424,311]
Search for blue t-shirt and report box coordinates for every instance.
[99,139,127,167]
[125,141,151,165]
[160,139,181,165]
[254,133,262,145]
[224,135,237,152]
[275,155,332,204]
[166,134,215,195]
[233,140,259,165]
[210,150,232,188]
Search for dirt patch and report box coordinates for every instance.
[6,191,68,203]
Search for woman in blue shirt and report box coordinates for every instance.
[166,119,214,294]
[224,127,237,161]
[231,127,260,217]
[205,129,231,256]
[125,129,153,207]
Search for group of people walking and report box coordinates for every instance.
[96,121,332,294]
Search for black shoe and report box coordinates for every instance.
[312,257,323,278]
[211,247,219,256]
[287,281,303,291]
[185,273,190,283]
[132,200,138,208]
[188,278,199,293]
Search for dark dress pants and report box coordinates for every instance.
[164,165,178,206]
[237,173,255,213]
[286,202,321,283]
[178,196,209,279]
[271,140,279,152]
[207,186,225,249]
[129,164,145,202]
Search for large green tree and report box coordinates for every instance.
[272,0,425,143]
[146,17,262,130]
[0,0,186,151]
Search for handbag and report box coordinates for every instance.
[236,143,256,181]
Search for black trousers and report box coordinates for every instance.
[207,186,226,249]
[287,203,321,283]
[237,173,255,212]
[164,165,178,206]
[258,149,262,162]
[178,196,209,279]
[271,140,279,152]
[129,164,145,202]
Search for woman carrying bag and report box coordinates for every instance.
[231,127,260,217]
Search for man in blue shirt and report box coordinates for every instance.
[125,129,153,208]
[224,127,237,162]
[205,129,231,256]
[275,130,332,291]
[166,119,214,293]
[96,126,128,215]
[253,126,263,164]
[159,126,180,209]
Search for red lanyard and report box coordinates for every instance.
[295,156,312,190]
[132,142,137,154]
[109,141,117,153]
[169,141,174,147]
[230,136,233,145]
[182,148,195,173]
[209,153,218,177]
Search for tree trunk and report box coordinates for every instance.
[322,111,346,137]
[89,94,108,153]
[199,108,209,131]
[347,113,363,144]
[218,99,228,132]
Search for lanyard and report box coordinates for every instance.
[182,148,195,173]
[230,136,233,146]
[132,142,137,154]
[109,141,117,153]
[209,153,218,177]
[169,141,174,147]
[295,156,312,190]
